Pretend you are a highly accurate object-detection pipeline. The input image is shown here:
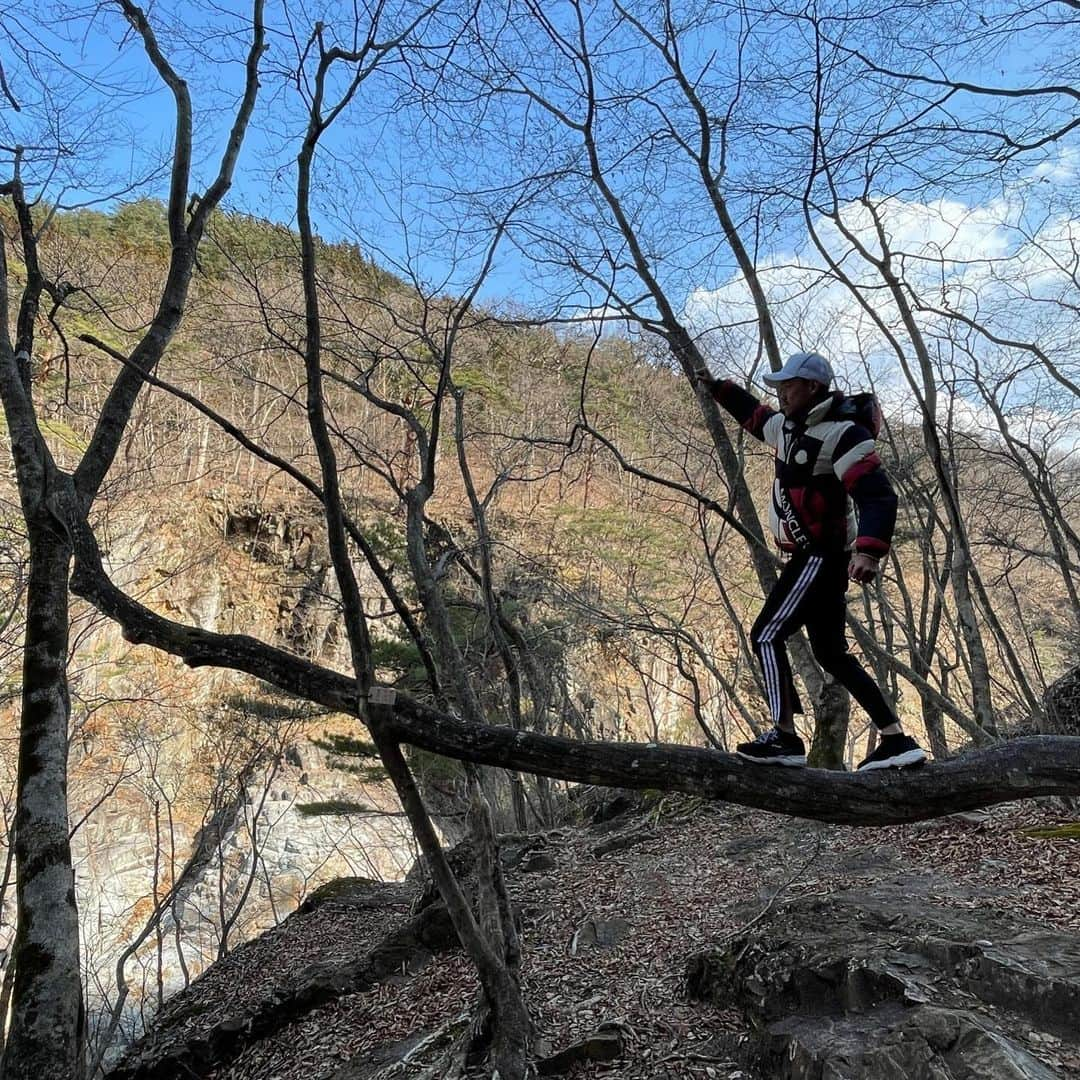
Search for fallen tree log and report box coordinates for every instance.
[70,522,1080,827]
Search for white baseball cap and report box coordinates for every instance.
[762,352,833,386]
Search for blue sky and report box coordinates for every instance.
[0,1,521,297]
[3,0,1078,345]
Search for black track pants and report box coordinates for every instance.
[750,550,897,730]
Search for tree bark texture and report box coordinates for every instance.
[373,734,531,1079]
[2,529,83,1080]
[858,211,999,737]
[807,675,850,769]
[465,769,530,1076]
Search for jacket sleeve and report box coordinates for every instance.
[831,423,898,557]
[708,378,778,444]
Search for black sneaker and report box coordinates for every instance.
[735,727,806,766]
[857,733,927,771]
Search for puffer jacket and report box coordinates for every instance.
[709,379,897,557]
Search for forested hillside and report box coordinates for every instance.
[7,198,1075,753]
[2,195,1076,1072]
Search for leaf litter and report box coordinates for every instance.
[180,795,1079,1080]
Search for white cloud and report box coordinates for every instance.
[684,177,1080,455]
[1031,146,1080,185]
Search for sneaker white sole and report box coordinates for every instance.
[857,749,927,771]
[736,751,807,767]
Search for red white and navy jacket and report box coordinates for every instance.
[709,380,897,557]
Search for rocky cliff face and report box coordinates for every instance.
[2,463,704,1066]
[74,734,418,986]
[2,485,426,1065]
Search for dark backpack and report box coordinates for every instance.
[832,391,882,438]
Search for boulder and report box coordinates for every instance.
[571,917,632,952]
[687,874,1080,1079]
[535,1026,624,1075]
[108,900,457,1080]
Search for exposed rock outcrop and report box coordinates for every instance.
[687,872,1080,1078]
[108,880,456,1080]
[60,493,424,1065]
[98,796,1080,1080]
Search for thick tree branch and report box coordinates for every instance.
[68,516,1080,827]
[74,1,266,508]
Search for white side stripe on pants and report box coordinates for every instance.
[758,556,823,725]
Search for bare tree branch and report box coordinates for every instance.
[68,513,1080,827]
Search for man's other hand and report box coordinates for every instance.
[849,552,880,584]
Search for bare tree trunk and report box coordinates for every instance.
[945,541,998,735]
[373,734,531,1079]
[824,199,999,737]
[290,28,531,1070]
[920,690,949,761]
[2,528,84,1080]
[0,8,263,1072]
[464,766,528,1077]
[520,25,852,756]
[454,390,529,830]
[807,676,850,769]
[398,492,533,1072]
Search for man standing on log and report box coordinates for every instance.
[701,352,927,771]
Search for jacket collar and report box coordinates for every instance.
[785,391,841,429]
[807,393,839,425]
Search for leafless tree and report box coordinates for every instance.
[0,3,265,1073]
